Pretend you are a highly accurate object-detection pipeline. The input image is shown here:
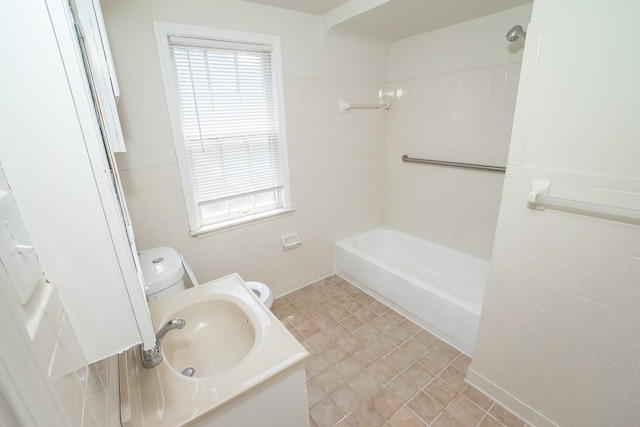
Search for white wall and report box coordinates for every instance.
[101,0,390,295]
[385,5,533,259]
[468,1,640,426]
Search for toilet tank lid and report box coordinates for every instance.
[138,247,183,293]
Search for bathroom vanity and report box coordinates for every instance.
[119,274,309,427]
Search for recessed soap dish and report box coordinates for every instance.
[281,234,301,251]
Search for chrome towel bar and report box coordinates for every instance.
[401,155,506,172]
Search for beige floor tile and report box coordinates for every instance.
[425,378,459,407]
[407,390,445,424]
[489,404,526,427]
[330,383,363,415]
[354,307,378,323]
[383,325,412,345]
[324,323,351,340]
[293,296,316,310]
[310,397,344,426]
[418,351,449,375]
[315,365,346,394]
[399,337,429,358]
[413,329,441,348]
[397,318,422,335]
[278,302,301,317]
[334,355,364,381]
[274,278,527,427]
[342,299,365,313]
[370,388,403,419]
[438,365,467,391]
[347,402,386,427]
[431,341,461,362]
[386,373,420,403]
[384,347,414,371]
[352,324,379,343]
[351,345,379,367]
[305,331,333,352]
[386,406,427,426]
[478,414,506,427]
[312,312,337,329]
[306,352,331,378]
[336,333,364,354]
[349,371,384,400]
[354,293,376,306]
[368,359,399,384]
[297,320,322,339]
[307,378,327,407]
[446,395,485,426]
[402,362,436,388]
[381,309,406,326]
[328,305,352,322]
[368,300,391,315]
[368,336,395,357]
[431,410,466,427]
[451,353,472,373]
[341,315,365,332]
[335,416,356,426]
[323,342,349,364]
[462,385,494,411]
[369,315,395,334]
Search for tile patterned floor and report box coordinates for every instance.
[271,275,530,427]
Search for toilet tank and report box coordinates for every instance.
[138,247,186,300]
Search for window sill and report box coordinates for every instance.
[190,208,295,238]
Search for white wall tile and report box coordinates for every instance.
[588,355,633,392]
[549,358,586,392]
[571,395,616,427]
[618,395,640,425]
[582,247,629,282]
[561,318,600,351]
[568,296,609,329]
[575,272,618,305]
[621,256,640,287]
[556,339,593,372]
[595,333,640,370]
[527,326,560,355]
[538,395,573,426]
[581,375,625,412]
[612,284,640,316]
[604,309,640,345]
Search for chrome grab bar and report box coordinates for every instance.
[401,155,506,172]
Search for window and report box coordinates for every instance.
[154,22,291,234]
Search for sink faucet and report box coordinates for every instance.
[141,318,186,368]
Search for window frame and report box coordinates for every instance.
[153,21,292,235]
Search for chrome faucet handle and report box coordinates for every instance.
[140,318,186,369]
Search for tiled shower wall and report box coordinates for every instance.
[467,8,640,426]
[468,168,640,427]
[27,283,120,427]
[385,63,521,260]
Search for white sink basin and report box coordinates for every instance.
[120,274,308,427]
[162,299,256,377]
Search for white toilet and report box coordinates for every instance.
[139,247,189,301]
[139,246,273,307]
[246,281,273,309]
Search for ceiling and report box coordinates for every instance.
[244,0,532,42]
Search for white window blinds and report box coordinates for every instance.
[169,35,285,224]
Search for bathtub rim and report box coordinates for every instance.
[334,226,488,315]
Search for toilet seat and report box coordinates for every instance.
[245,281,273,309]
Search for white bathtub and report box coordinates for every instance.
[334,228,489,356]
